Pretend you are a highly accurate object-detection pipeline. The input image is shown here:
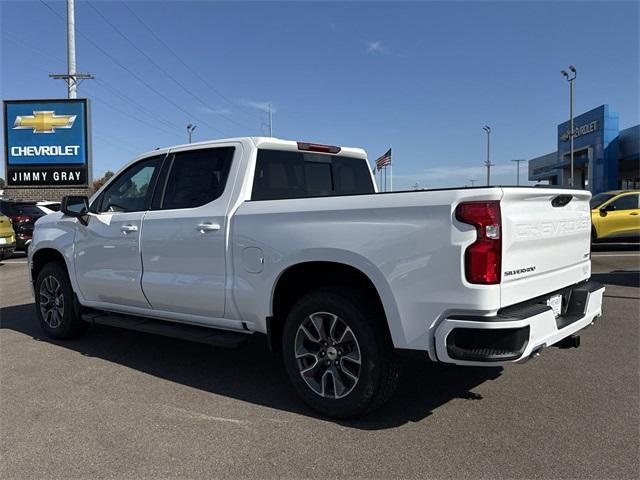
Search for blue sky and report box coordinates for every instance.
[1,0,638,189]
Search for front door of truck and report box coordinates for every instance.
[75,155,163,308]
[140,144,241,328]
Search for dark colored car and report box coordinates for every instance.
[0,200,46,251]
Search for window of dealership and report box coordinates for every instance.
[528,105,640,194]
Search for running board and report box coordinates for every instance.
[81,312,250,348]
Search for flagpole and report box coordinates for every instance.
[390,146,393,192]
[384,166,387,192]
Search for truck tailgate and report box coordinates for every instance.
[500,188,592,307]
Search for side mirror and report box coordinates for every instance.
[599,204,615,216]
[61,196,89,225]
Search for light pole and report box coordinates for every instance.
[483,125,493,186]
[561,65,577,187]
[187,123,197,143]
[511,159,526,186]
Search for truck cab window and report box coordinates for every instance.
[98,156,161,213]
[160,147,234,209]
[252,149,373,200]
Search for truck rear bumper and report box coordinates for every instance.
[434,280,605,366]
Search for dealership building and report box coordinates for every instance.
[528,104,639,193]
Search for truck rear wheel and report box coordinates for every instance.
[282,287,401,418]
[35,262,86,339]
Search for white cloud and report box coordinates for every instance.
[366,40,388,55]
[390,163,533,190]
[418,164,515,181]
[199,106,231,115]
[241,99,275,113]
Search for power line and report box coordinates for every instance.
[91,79,183,131]
[38,0,229,137]
[84,0,254,132]
[2,32,183,139]
[120,1,263,122]
[89,96,183,140]
[92,132,141,156]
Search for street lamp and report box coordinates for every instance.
[561,65,577,187]
[483,125,493,186]
[187,123,197,143]
[511,159,526,186]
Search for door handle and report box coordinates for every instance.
[630,212,639,216]
[120,224,138,234]
[197,222,221,233]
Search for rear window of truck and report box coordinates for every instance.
[251,149,374,201]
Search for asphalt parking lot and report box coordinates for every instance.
[1,246,638,480]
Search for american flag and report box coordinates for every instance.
[375,148,392,171]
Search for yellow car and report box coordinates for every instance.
[0,213,16,260]
[590,190,640,242]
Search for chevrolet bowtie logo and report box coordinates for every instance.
[13,111,77,133]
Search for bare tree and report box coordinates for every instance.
[92,171,114,192]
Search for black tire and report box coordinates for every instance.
[282,286,401,419]
[35,262,86,339]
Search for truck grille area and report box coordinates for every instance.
[446,326,530,362]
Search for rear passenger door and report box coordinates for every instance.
[140,144,241,326]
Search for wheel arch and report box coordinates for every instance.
[31,247,69,285]
[267,260,398,353]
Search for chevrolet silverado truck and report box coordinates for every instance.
[29,137,605,418]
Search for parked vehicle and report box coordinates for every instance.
[36,201,62,214]
[590,190,640,242]
[29,137,604,418]
[0,213,16,260]
[0,200,45,251]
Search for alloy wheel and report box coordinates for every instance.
[39,275,64,329]
[294,312,362,399]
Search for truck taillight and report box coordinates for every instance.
[455,201,502,285]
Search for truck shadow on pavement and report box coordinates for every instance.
[591,243,640,252]
[0,302,502,429]
[591,270,640,289]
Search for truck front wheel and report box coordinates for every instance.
[35,262,85,339]
[282,287,401,418]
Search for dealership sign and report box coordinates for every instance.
[559,120,599,142]
[3,99,90,186]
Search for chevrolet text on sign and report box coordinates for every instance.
[3,99,90,187]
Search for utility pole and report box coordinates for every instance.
[483,125,493,186]
[268,103,273,137]
[561,65,577,187]
[187,124,197,143]
[50,0,94,97]
[511,159,526,186]
[470,179,476,187]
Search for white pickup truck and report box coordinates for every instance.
[29,137,604,418]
